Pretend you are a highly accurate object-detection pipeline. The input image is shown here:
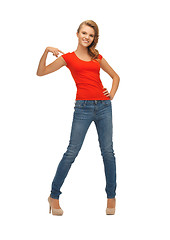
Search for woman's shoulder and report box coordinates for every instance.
[98,53,103,60]
[61,51,74,66]
[61,51,74,59]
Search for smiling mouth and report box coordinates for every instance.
[82,39,89,43]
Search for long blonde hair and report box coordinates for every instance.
[77,20,100,61]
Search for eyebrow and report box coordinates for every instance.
[82,31,94,36]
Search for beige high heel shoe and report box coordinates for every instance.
[106,198,116,215]
[48,196,64,216]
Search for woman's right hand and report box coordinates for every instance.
[46,47,65,57]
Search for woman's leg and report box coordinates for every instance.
[94,101,117,199]
[50,103,93,199]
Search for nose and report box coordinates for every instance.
[85,34,90,39]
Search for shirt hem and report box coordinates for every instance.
[75,97,110,100]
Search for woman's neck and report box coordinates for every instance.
[75,45,89,55]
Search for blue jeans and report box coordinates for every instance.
[50,100,117,199]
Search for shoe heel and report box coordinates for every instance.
[49,204,51,214]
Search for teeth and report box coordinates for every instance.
[83,39,89,43]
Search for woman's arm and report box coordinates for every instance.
[36,47,66,76]
[100,57,120,100]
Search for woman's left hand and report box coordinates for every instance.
[103,88,113,100]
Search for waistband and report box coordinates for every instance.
[75,100,111,105]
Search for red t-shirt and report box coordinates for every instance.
[61,51,110,100]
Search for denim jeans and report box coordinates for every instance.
[50,100,117,199]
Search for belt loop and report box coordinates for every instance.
[84,100,87,106]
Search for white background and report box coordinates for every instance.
[0,0,170,239]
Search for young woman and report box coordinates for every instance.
[37,20,120,216]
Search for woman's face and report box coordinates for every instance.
[77,24,95,48]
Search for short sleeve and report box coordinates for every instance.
[98,54,103,60]
[61,52,71,68]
